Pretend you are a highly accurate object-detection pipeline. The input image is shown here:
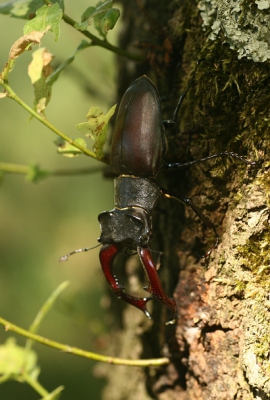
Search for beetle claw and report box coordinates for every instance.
[99,243,153,318]
[117,291,152,318]
[98,227,176,321]
[139,247,177,322]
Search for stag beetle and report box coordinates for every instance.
[61,73,255,324]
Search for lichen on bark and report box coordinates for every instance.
[199,0,270,61]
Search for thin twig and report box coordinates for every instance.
[1,82,99,160]
[0,316,170,367]
[42,0,144,62]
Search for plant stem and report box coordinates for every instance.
[1,82,99,160]
[43,0,144,62]
[0,162,104,177]
[63,14,143,61]
[0,316,170,367]
[0,162,29,175]
[23,374,50,397]
[26,281,70,357]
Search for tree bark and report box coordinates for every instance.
[99,1,270,399]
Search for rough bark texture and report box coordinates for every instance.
[98,1,270,399]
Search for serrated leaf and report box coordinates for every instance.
[41,386,64,400]
[99,8,120,35]
[23,3,63,41]
[26,163,51,183]
[76,104,116,159]
[0,0,64,19]
[56,138,87,157]
[0,337,39,379]
[28,47,53,115]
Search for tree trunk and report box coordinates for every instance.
[98,1,270,399]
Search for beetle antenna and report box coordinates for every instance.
[161,189,219,258]
[164,151,257,170]
[161,62,182,101]
[163,60,201,127]
[59,243,101,262]
[171,60,201,123]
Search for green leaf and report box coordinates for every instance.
[75,0,119,35]
[26,163,51,183]
[0,0,64,20]
[74,6,95,31]
[99,8,120,36]
[28,47,54,115]
[81,5,96,21]
[93,1,114,36]
[95,0,114,13]
[23,3,63,41]
[0,337,39,381]
[76,104,116,159]
[56,138,87,157]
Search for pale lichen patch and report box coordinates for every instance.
[199,0,270,62]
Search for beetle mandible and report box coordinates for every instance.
[61,72,255,324]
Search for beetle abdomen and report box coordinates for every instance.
[110,76,166,177]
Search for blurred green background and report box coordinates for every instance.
[0,1,118,398]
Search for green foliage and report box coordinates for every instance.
[99,8,120,36]
[76,104,117,159]
[75,0,120,36]
[0,337,39,382]
[0,0,123,167]
[0,0,64,19]
[23,3,63,41]
[56,138,87,157]
[28,47,54,114]
[0,282,69,398]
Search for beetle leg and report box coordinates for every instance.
[138,247,176,323]
[99,244,152,318]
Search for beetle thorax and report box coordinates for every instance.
[114,175,160,212]
[98,176,160,249]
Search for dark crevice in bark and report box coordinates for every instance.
[201,324,232,335]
